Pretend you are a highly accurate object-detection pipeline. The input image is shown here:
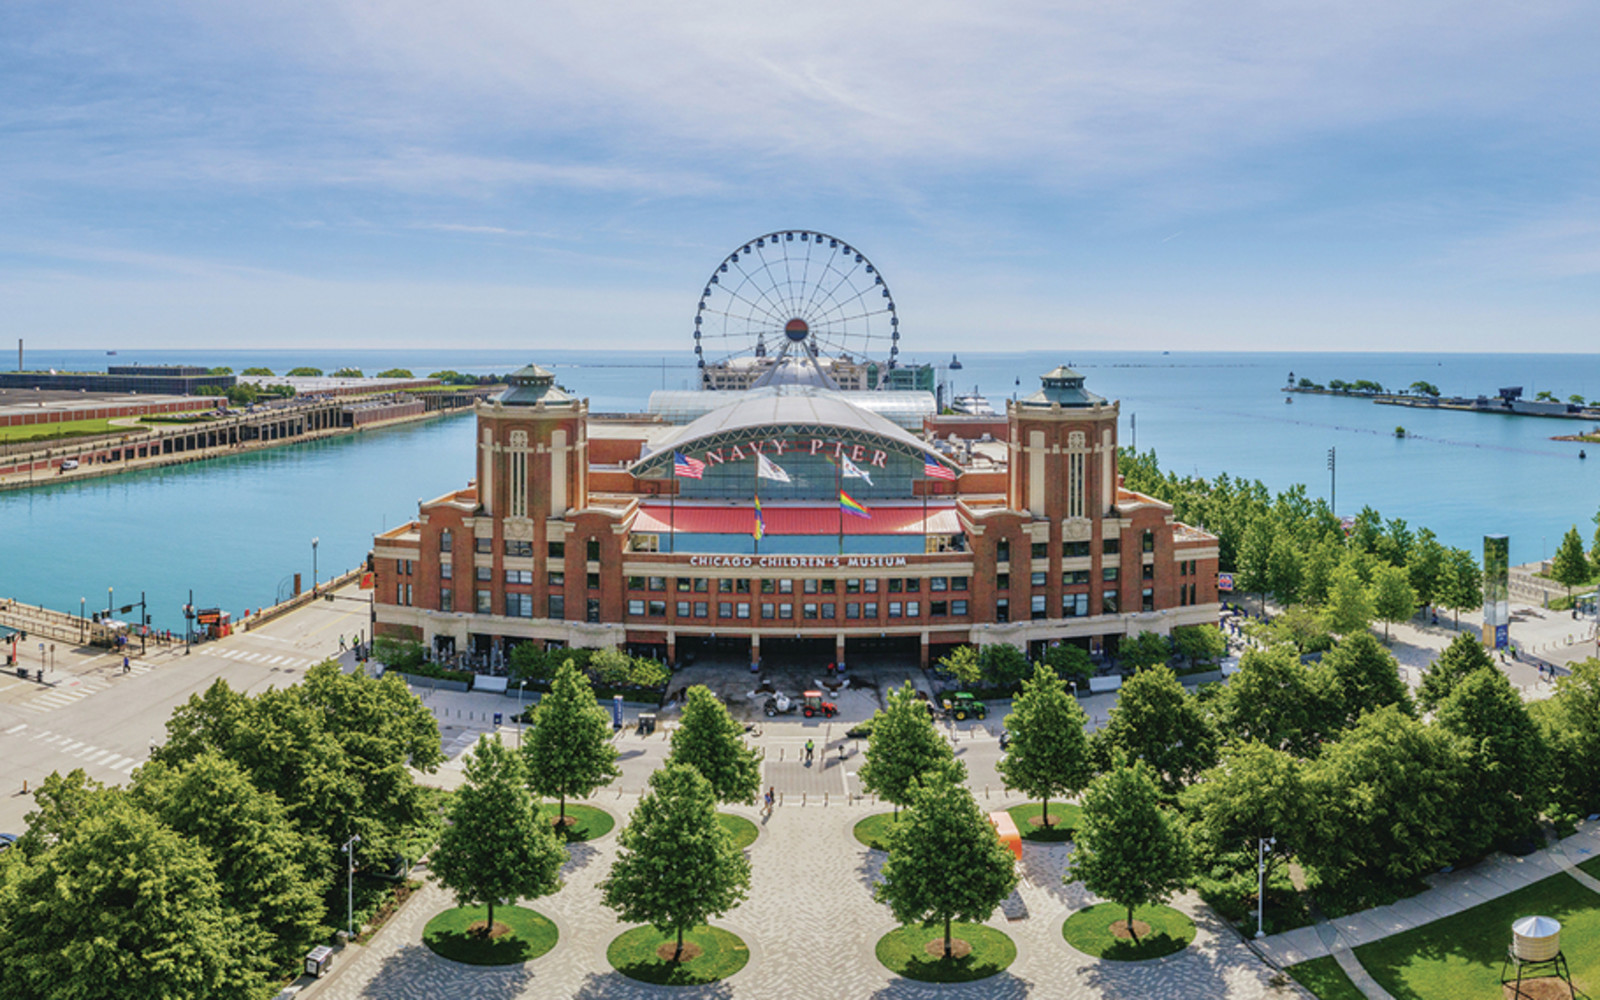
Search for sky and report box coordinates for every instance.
[2,1,1599,354]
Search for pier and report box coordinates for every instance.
[1284,384,1600,423]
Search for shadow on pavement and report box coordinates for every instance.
[356,942,529,999]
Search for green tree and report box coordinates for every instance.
[666,685,763,805]
[859,682,956,816]
[1551,525,1590,601]
[1532,658,1600,820]
[1417,632,1496,713]
[376,368,414,379]
[1322,562,1374,636]
[1371,562,1417,642]
[627,656,670,689]
[207,366,233,375]
[1439,547,1482,628]
[331,367,364,378]
[1183,742,1309,882]
[1435,668,1548,856]
[978,643,1030,687]
[1570,394,1586,405]
[600,763,751,961]
[997,663,1093,830]
[0,795,260,1000]
[1266,532,1304,606]
[1314,631,1413,731]
[1247,604,1332,655]
[1407,528,1446,609]
[938,645,983,686]
[1043,643,1093,685]
[130,753,327,971]
[240,367,274,376]
[1213,646,1323,757]
[1301,706,1465,884]
[1299,541,1338,606]
[522,660,621,823]
[1536,389,1557,402]
[1172,624,1227,667]
[876,764,1019,958]
[433,736,565,932]
[1094,665,1215,794]
[285,366,322,377]
[1236,517,1274,605]
[1118,631,1172,671]
[1378,517,1413,567]
[1410,381,1440,397]
[1068,760,1193,940]
[589,646,632,686]
[1349,506,1384,555]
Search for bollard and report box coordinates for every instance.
[22,779,27,793]
[803,792,807,806]
[824,793,829,806]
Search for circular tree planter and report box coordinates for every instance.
[876,922,1017,983]
[1062,902,1195,961]
[607,925,750,985]
[537,803,616,842]
[422,905,558,966]
[853,812,901,851]
[1007,802,1082,843]
[716,812,760,850]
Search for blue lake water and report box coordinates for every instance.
[4,348,1598,628]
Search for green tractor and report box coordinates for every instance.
[939,691,988,721]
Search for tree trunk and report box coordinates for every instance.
[944,915,953,958]
[560,793,567,822]
[486,899,495,935]
[674,924,684,962]
[1042,795,1050,829]
[1127,903,1138,941]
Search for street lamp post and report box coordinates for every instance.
[1255,835,1277,939]
[312,537,320,594]
[518,680,528,748]
[342,834,362,939]
[79,598,85,643]
[107,586,113,621]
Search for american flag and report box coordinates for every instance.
[674,451,705,479]
[924,457,957,481]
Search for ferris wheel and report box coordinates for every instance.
[693,230,900,377]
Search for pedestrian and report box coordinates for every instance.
[805,738,814,764]
[763,786,775,816]
[122,655,129,674]
[339,634,346,651]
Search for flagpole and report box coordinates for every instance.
[922,475,929,554]
[837,459,844,556]
[753,456,760,557]
[669,473,676,554]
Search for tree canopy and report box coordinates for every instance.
[1313,631,1412,732]
[1213,646,1323,757]
[858,682,956,816]
[521,660,621,821]
[666,685,763,805]
[1551,525,1591,598]
[997,663,1093,828]
[1416,633,1495,713]
[1434,667,1548,856]
[1068,760,1193,939]
[1093,665,1214,794]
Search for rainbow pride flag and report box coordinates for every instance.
[840,490,872,519]
[753,496,765,540]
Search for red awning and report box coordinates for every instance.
[635,504,961,536]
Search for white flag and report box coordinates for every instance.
[756,452,791,483]
[840,454,873,486]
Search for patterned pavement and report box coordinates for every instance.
[306,786,1312,1000]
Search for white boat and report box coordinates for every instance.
[951,388,997,417]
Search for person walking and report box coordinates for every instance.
[339,634,346,651]
[763,786,775,816]
[121,655,129,674]
[804,738,814,764]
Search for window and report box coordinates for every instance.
[586,539,600,561]
[820,579,836,594]
[441,561,453,580]
[587,573,600,589]
[1104,538,1120,555]
[931,600,948,616]
[821,603,836,619]
[1190,583,1197,605]
[406,584,413,606]
[1143,563,1155,580]
[475,537,492,554]
[587,598,600,623]
[846,602,861,619]
[1063,570,1090,585]
[905,578,920,593]
[504,539,532,558]
[863,602,878,618]
[996,573,1010,590]
[952,576,969,591]
[778,603,793,619]
[549,572,564,587]
[648,600,666,617]
[778,579,793,594]
[677,601,691,617]
[1031,594,1047,620]
[907,601,920,617]
[1180,585,1188,606]
[951,599,969,615]
[736,602,750,619]
[694,578,708,592]
[1180,561,1188,577]
[548,541,565,559]
[476,566,491,582]
[693,601,708,617]
[1103,567,1118,582]
[888,579,902,594]
[997,539,1010,563]
[549,594,565,619]
[931,577,948,591]
[761,579,776,594]
[677,577,692,592]
[865,578,879,593]
[846,579,861,594]
[1063,593,1088,617]
[1063,541,1091,559]
[736,579,752,594]
[440,529,452,553]
[804,578,819,594]
[719,601,734,618]
[629,533,659,553]
[889,602,903,618]
[505,569,533,585]
[1142,587,1154,612]
[1032,542,1049,559]
[628,599,645,615]
[627,576,646,590]
[1031,571,1047,587]
[648,576,667,591]
[508,593,533,618]
[476,590,492,614]
[1142,530,1155,553]
[719,578,734,593]
[996,598,1009,622]
[1102,590,1118,614]
[761,603,776,619]
[803,603,818,620]
[440,588,452,612]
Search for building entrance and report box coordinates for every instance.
[758,636,834,668]
[677,634,751,668]
[844,635,920,670]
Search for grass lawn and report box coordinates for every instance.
[854,812,901,850]
[0,417,121,443]
[608,925,749,985]
[717,812,759,850]
[1355,871,1600,999]
[1287,956,1368,1000]
[876,921,1016,983]
[422,905,558,966]
[1007,802,1082,842]
[1062,902,1196,961]
[536,803,615,842]
[1581,855,1600,881]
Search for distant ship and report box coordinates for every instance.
[949,354,963,370]
[106,350,118,355]
[952,388,997,417]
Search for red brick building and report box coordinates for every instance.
[373,362,1218,667]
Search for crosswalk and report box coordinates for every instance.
[18,679,109,714]
[212,648,320,669]
[7,724,143,774]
